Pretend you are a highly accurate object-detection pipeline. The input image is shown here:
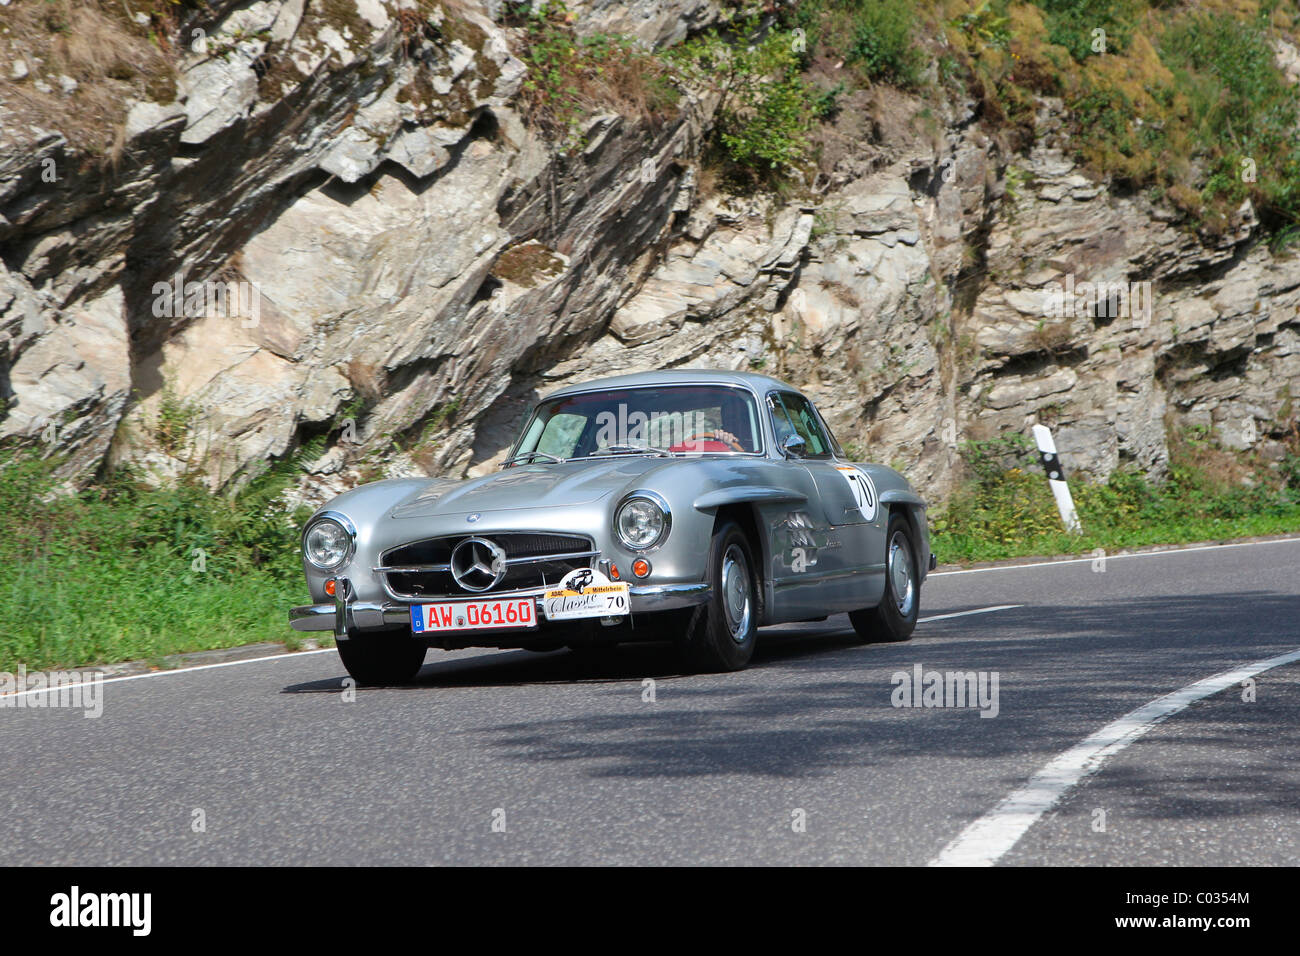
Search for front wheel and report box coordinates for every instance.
[849,512,920,644]
[336,629,427,685]
[679,520,759,672]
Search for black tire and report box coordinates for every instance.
[679,520,759,672]
[336,629,426,685]
[849,511,920,644]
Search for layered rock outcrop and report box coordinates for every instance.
[1,0,1297,502]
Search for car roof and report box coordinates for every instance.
[543,368,797,401]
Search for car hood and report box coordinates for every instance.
[387,457,670,519]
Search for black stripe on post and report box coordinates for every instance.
[1039,451,1066,482]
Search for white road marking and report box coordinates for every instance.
[919,605,1023,623]
[0,648,337,701]
[929,647,1300,867]
[929,535,1300,577]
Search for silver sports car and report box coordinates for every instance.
[289,370,933,683]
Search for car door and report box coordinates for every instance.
[766,391,869,614]
[774,392,889,608]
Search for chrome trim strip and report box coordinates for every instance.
[505,549,600,566]
[628,582,708,595]
[772,562,885,589]
[289,604,336,632]
[377,577,558,602]
[372,563,452,574]
[374,550,598,576]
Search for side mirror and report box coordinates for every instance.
[782,434,807,459]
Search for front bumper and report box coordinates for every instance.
[289,582,711,636]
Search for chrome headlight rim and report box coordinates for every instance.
[613,490,671,553]
[302,510,357,572]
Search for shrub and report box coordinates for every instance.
[1161,13,1300,230]
[1034,0,1132,62]
[669,24,821,187]
[843,0,923,84]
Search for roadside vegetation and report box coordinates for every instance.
[4,414,1296,671]
[931,427,1300,563]
[502,0,1300,238]
[0,451,314,673]
[940,0,1300,241]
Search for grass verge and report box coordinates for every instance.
[0,452,315,673]
[931,429,1300,563]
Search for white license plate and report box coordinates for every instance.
[543,583,631,621]
[410,597,537,634]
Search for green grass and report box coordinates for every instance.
[931,430,1300,563]
[1161,12,1300,233]
[0,451,316,673]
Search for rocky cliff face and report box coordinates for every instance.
[2,0,1298,502]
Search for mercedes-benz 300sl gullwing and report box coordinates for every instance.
[289,370,934,684]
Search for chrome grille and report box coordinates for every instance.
[379,533,596,598]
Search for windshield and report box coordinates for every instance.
[509,385,764,463]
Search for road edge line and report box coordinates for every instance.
[929,646,1300,867]
[0,648,338,701]
[930,535,1300,577]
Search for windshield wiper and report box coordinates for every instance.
[504,450,564,465]
[601,443,673,457]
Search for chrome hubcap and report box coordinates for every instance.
[889,532,916,617]
[721,545,752,642]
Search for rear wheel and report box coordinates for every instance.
[679,520,759,672]
[849,512,919,644]
[336,628,427,685]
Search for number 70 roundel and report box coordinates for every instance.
[835,465,878,521]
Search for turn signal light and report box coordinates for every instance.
[608,564,620,580]
[325,579,337,596]
[632,559,651,578]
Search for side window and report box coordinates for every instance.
[810,402,845,458]
[768,394,799,448]
[775,392,832,458]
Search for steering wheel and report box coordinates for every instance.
[681,430,746,452]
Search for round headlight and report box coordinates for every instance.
[303,516,354,571]
[615,494,668,551]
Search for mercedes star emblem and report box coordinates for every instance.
[450,537,507,592]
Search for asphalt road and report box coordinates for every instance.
[2,538,1298,866]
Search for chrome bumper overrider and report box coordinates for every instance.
[288,582,712,635]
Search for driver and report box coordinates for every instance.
[716,394,753,451]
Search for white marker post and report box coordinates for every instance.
[1031,424,1081,534]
